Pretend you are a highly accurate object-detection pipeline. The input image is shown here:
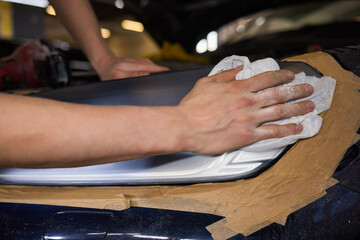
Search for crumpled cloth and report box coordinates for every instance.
[209,55,336,151]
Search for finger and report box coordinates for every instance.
[122,58,153,64]
[238,70,295,92]
[209,65,243,83]
[129,62,169,73]
[256,84,313,107]
[131,72,150,77]
[147,65,170,72]
[143,58,154,64]
[111,71,150,80]
[254,101,314,124]
[136,58,155,64]
[254,123,303,141]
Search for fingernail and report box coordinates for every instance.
[286,71,295,79]
[306,84,314,94]
[307,101,315,110]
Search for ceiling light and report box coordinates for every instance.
[196,39,207,54]
[1,0,48,8]
[236,24,246,33]
[101,28,111,39]
[207,31,218,52]
[114,0,124,9]
[121,20,144,32]
[255,16,266,26]
[45,5,56,16]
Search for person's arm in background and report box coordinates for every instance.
[0,69,314,168]
[48,0,169,80]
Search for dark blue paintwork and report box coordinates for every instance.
[0,203,223,240]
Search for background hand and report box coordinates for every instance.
[94,56,169,81]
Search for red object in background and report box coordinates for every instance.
[306,43,323,53]
[0,40,50,89]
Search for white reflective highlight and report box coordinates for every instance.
[207,31,218,52]
[133,234,169,239]
[114,0,124,9]
[45,237,64,240]
[0,147,284,185]
[236,24,245,33]
[196,38,207,54]
[2,0,48,8]
[255,16,266,26]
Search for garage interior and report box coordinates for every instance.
[0,1,359,240]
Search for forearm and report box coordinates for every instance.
[49,0,114,69]
[0,94,185,168]
[0,68,314,168]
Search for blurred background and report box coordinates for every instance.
[0,0,359,83]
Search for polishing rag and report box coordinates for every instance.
[209,55,336,151]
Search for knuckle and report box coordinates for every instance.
[266,71,280,84]
[245,97,256,107]
[279,70,294,82]
[243,129,255,141]
[300,84,313,97]
[295,83,306,91]
[230,81,247,92]
[299,102,310,113]
[301,101,314,114]
[242,114,256,124]
[265,124,299,139]
[261,71,277,83]
[197,76,209,83]
[235,127,255,143]
[288,86,301,99]
[269,71,278,79]
[285,125,297,136]
[271,89,283,102]
[273,105,287,118]
[270,126,280,137]
[233,97,256,110]
[270,70,293,85]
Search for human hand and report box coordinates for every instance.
[177,66,315,155]
[93,55,169,81]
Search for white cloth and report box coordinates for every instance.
[209,55,336,151]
